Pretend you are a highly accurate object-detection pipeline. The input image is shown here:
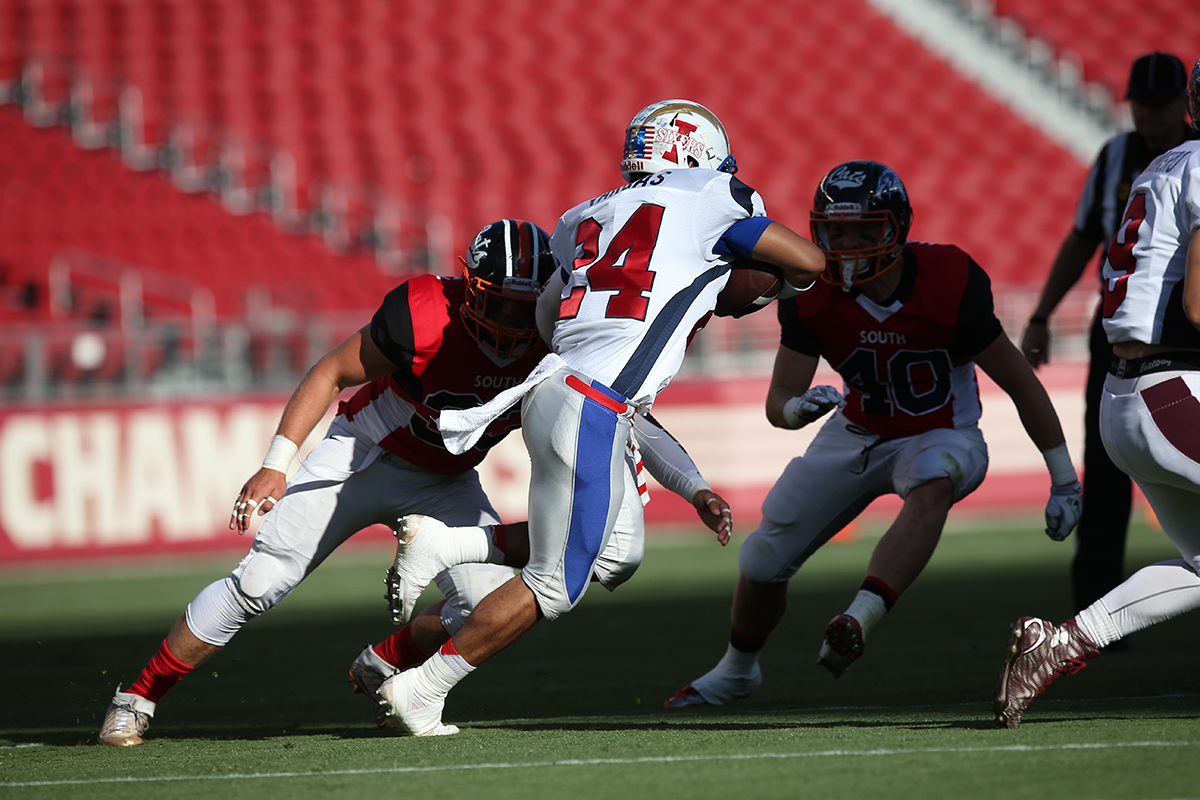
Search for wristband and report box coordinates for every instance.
[777,279,811,300]
[781,396,805,429]
[1028,316,1048,325]
[1041,443,1076,486]
[262,435,299,474]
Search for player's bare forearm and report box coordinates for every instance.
[750,222,825,291]
[976,335,1066,451]
[765,347,819,428]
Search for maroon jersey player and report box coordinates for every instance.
[666,161,1082,709]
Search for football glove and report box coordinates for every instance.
[1044,480,1082,541]
[782,385,845,429]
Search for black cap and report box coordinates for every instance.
[1125,52,1187,102]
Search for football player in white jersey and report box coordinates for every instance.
[97,219,731,746]
[994,57,1200,728]
[378,99,826,735]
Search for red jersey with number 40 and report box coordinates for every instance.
[335,274,549,474]
[781,243,1003,438]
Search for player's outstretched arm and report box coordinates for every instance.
[975,333,1081,540]
[633,412,732,545]
[230,325,398,533]
[764,347,823,429]
[749,222,825,296]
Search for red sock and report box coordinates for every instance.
[127,640,193,703]
[862,576,899,609]
[729,625,767,653]
[374,624,430,670]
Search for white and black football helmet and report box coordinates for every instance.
[460,219,556,359]
[1189,57,1200,132]
[620,99,737,182]
[810,160,913,291]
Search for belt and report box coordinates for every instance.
[1109,351,1200,379]
[565,374,630,414]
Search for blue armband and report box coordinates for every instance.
[714,217,773,260]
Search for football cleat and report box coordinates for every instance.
[97,687,156,747]
[663,661,762,709]
[348,645,403,729]
[817,614,864,678]
[378,669,460,737]
[387,515,453,626]
[994,616,1099,729]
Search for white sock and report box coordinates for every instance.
[414,643,476,702]
[443,524,493,566]
[1077,559,1200,645]
[844,590,888,639]
[714,642,760,675]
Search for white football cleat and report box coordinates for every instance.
[378,669,460,737]
[663,661,762,708]
[348,645,403,729]
[387,515,454,625]
[98,687,156,746]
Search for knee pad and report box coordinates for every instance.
[434,564,518,635]
[185,577,251,647]
[591,522,645,591]
[738,529,793,584]
[230,550,299,615]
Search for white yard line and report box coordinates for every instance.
[2,740,1195,788]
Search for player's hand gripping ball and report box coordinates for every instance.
[714,258,784,318]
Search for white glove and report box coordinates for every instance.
[781,385,845,429]
[1044,481,1082,541]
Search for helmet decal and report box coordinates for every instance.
[828,165,869,190]
[620,99,736,182]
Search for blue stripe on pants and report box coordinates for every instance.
[562,386,621,604]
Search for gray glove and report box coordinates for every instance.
[1044,481,1082,541]
[781,385,845,429]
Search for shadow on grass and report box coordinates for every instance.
[5,576,1198,748]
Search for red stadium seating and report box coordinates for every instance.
[990,0,1197,103]
[0,0,1102,334]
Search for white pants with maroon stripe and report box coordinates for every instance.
[1074,370,1200,641]
[1101,370,1200,568]
[519,365,638,620]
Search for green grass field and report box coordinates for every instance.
[2,515,1197,799]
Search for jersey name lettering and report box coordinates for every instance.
[474,375,526,389]
[860,331,908,345]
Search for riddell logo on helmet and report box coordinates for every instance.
[827,202,863,213]
[503,277,539,294]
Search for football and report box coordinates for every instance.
[714,259,784,318]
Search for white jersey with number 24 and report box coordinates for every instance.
[543,168,765,409]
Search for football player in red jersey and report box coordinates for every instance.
[98,219,732,746]
[665,161,1083,708]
